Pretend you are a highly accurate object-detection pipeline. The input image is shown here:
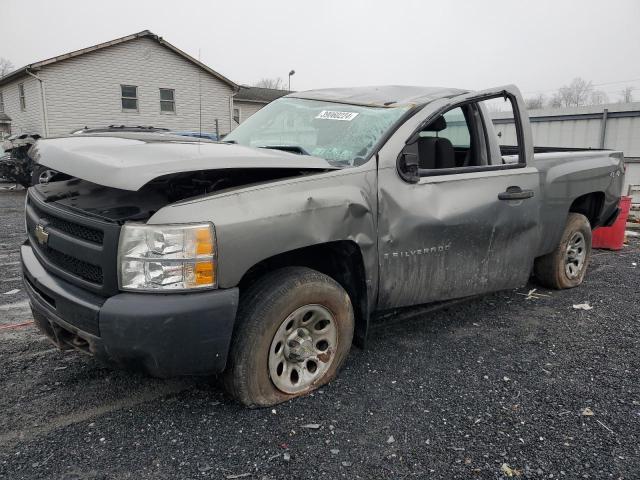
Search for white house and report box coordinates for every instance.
[0,30,239,138]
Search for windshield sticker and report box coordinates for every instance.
[315,110,359,121]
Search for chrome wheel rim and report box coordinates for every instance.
[268,304,337,394]
[565,231,586,279]
[38,169,57,184]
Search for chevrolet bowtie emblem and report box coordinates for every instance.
[34,224,49,245]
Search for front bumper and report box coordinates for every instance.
[21,243,239,377]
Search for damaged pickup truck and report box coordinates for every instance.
[22,85,624,406]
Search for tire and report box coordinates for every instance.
[224,267,354,407]
[31,165,60,185]
[534,213,592,289]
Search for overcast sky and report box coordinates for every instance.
[2,0,639,100]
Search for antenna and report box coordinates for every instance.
[198,48,202,141]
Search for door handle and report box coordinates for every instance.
[498,186,535,201]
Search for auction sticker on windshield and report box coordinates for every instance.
[316,110,359,121]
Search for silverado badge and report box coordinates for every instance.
[34,224,49,245]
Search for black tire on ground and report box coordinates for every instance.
[223,267,354,407]
[534,213,592,289]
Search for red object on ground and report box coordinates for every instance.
[0,321,34,331]
[592,196,632,250]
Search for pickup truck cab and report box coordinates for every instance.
[22,85,624,406]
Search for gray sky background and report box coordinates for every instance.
[2,0,639,99]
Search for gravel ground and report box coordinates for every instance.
[0,189,638,480]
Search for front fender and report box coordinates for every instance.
[148,167,378,300]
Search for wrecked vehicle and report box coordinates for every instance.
[21,85,624,406]
[1,134,41,187]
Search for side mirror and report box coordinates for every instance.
[396,143,420,183]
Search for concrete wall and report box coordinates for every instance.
[0,75,44,135]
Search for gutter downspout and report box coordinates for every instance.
[25,68,49,137]
[229,88,238,134]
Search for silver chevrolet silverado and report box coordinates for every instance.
[21,85,624,406]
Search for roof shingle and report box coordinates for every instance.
[235,86,290,104]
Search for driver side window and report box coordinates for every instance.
[416,104,487,171]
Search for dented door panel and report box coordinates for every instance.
[377,166,541,308]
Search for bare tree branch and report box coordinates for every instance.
[0,58,14,77]
[550,78,593,108]
[525,94,545,110]
[253,77,285,90]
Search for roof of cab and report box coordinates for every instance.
[288,85,469,108]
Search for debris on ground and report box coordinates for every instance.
[581,407,594,416]
[596,419,615,434]
[283,452,291,462]
[516,288,550,300]
[387,435,395,444]
[2,289,20,295]
[500,463,522,477]
[301,423,321,429]
[573,303,593,310]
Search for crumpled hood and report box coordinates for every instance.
[31,135,337,191]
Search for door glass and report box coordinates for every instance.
[480,97,522,164]
[441,108,470,148]
[418,107,470,148]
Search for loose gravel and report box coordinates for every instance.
[0,189,638,480]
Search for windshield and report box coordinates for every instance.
[225,97,410,167]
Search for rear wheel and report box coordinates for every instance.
[534,213,592,289]
[224,267,354,407]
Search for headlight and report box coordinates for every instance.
[118,223,217,292]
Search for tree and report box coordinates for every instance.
[525,94,545,110]
[550,77,593,108]
[0,58,14,77]
[619,86,634,103]
[253,77,285,90]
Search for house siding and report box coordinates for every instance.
[233,100,266,126]
[35,37,234,136]
[0,76,44,135]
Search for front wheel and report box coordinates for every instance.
[31,165,61,185]
[534,213,592,289]
[224,267,354,407]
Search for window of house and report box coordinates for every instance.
[18,84,26,110]
[0,91,4,113]
[160,88,175,113]
[233,107,240,124]
[121,85,138,111]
